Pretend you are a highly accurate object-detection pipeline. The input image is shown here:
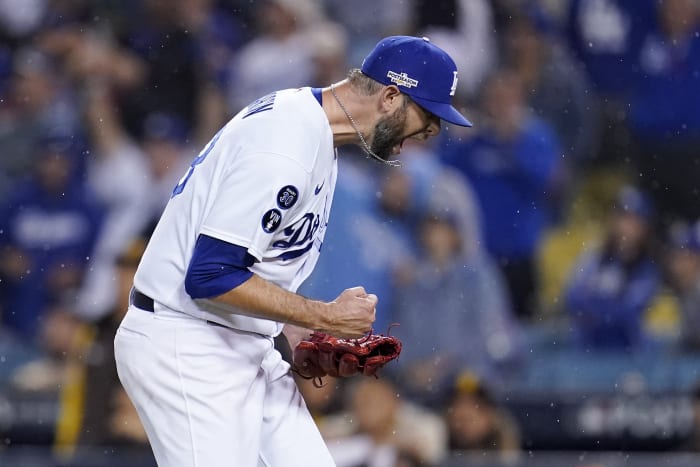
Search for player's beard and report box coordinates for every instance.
[369,100,409,161]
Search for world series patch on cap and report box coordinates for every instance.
[361,35,472,127]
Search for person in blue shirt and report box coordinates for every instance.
[566,0,657,99]
[392,209,521,407]
[504,7,596,168]
[566,0,657,164]
[628,0,700,224]
[0,136,103,339]
[564,186,660,351]
[666,219,700,352]
[440,69,562,319]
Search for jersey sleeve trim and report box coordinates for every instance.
[184,234,256,299]
[198,226,266,261]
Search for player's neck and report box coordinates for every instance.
[321,81,375,148]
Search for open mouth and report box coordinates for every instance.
[391,139,406,156]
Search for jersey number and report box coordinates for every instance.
[171,128,224,197]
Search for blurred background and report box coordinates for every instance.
[0,0,699,466]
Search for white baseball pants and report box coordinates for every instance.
[114,304,336,467]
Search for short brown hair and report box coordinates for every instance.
[347,68,384,96]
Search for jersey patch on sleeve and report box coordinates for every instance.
[242,92,277,119]
[277,185,299,209]
[261,208,282,233]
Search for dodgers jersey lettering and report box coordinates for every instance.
[134,88,337,336]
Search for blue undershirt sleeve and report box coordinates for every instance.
[185,234,257,299]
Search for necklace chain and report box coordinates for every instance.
[330,84,401,168]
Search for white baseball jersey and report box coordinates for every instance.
[134,88,337,337]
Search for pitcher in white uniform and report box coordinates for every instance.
[114,36,472,467]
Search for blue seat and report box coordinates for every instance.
[513,350,694,395]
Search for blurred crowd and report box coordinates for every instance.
[1,0,700,465]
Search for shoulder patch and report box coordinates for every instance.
[277,185,299,210]
[262,208,282,233]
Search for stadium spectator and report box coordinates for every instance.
[226,0,325,110]
[301,140,484,334]
[73,83,153,322]
[307,20,350,86]
[565,0,657,164]
[566,0,657,101]
[325,0,411,66]
[138,112,193,221]
[9,308,84,393]
[294,375,351,440]
[628,0,700,224]
[666,220,700,352]
[75,100,189,322]
[564,186,661,352]
[410,0,498,99]
[110,0,215,139]
[444,371,521,466]
[399,142,484,259]
[0,47,83,203]
[14,235,155,460]
[503,6,597,168]
[392,206,521,407]
[298,153,408,333]
[440,69,563,319]
[175,0,244,142]
[325,377,447,467]
[74,236,152,458]
[0,136,102,339]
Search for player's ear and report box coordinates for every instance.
[378,85,403,114]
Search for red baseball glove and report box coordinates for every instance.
[293,330,402,382]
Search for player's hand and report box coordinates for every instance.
[282,324,313,351]
[323,286,377,338]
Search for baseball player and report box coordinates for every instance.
[114,36,472,467]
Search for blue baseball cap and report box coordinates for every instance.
[361,36,472,127]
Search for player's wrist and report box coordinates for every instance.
[306,300,334,334]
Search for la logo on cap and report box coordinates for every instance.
[450,71,458,97]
